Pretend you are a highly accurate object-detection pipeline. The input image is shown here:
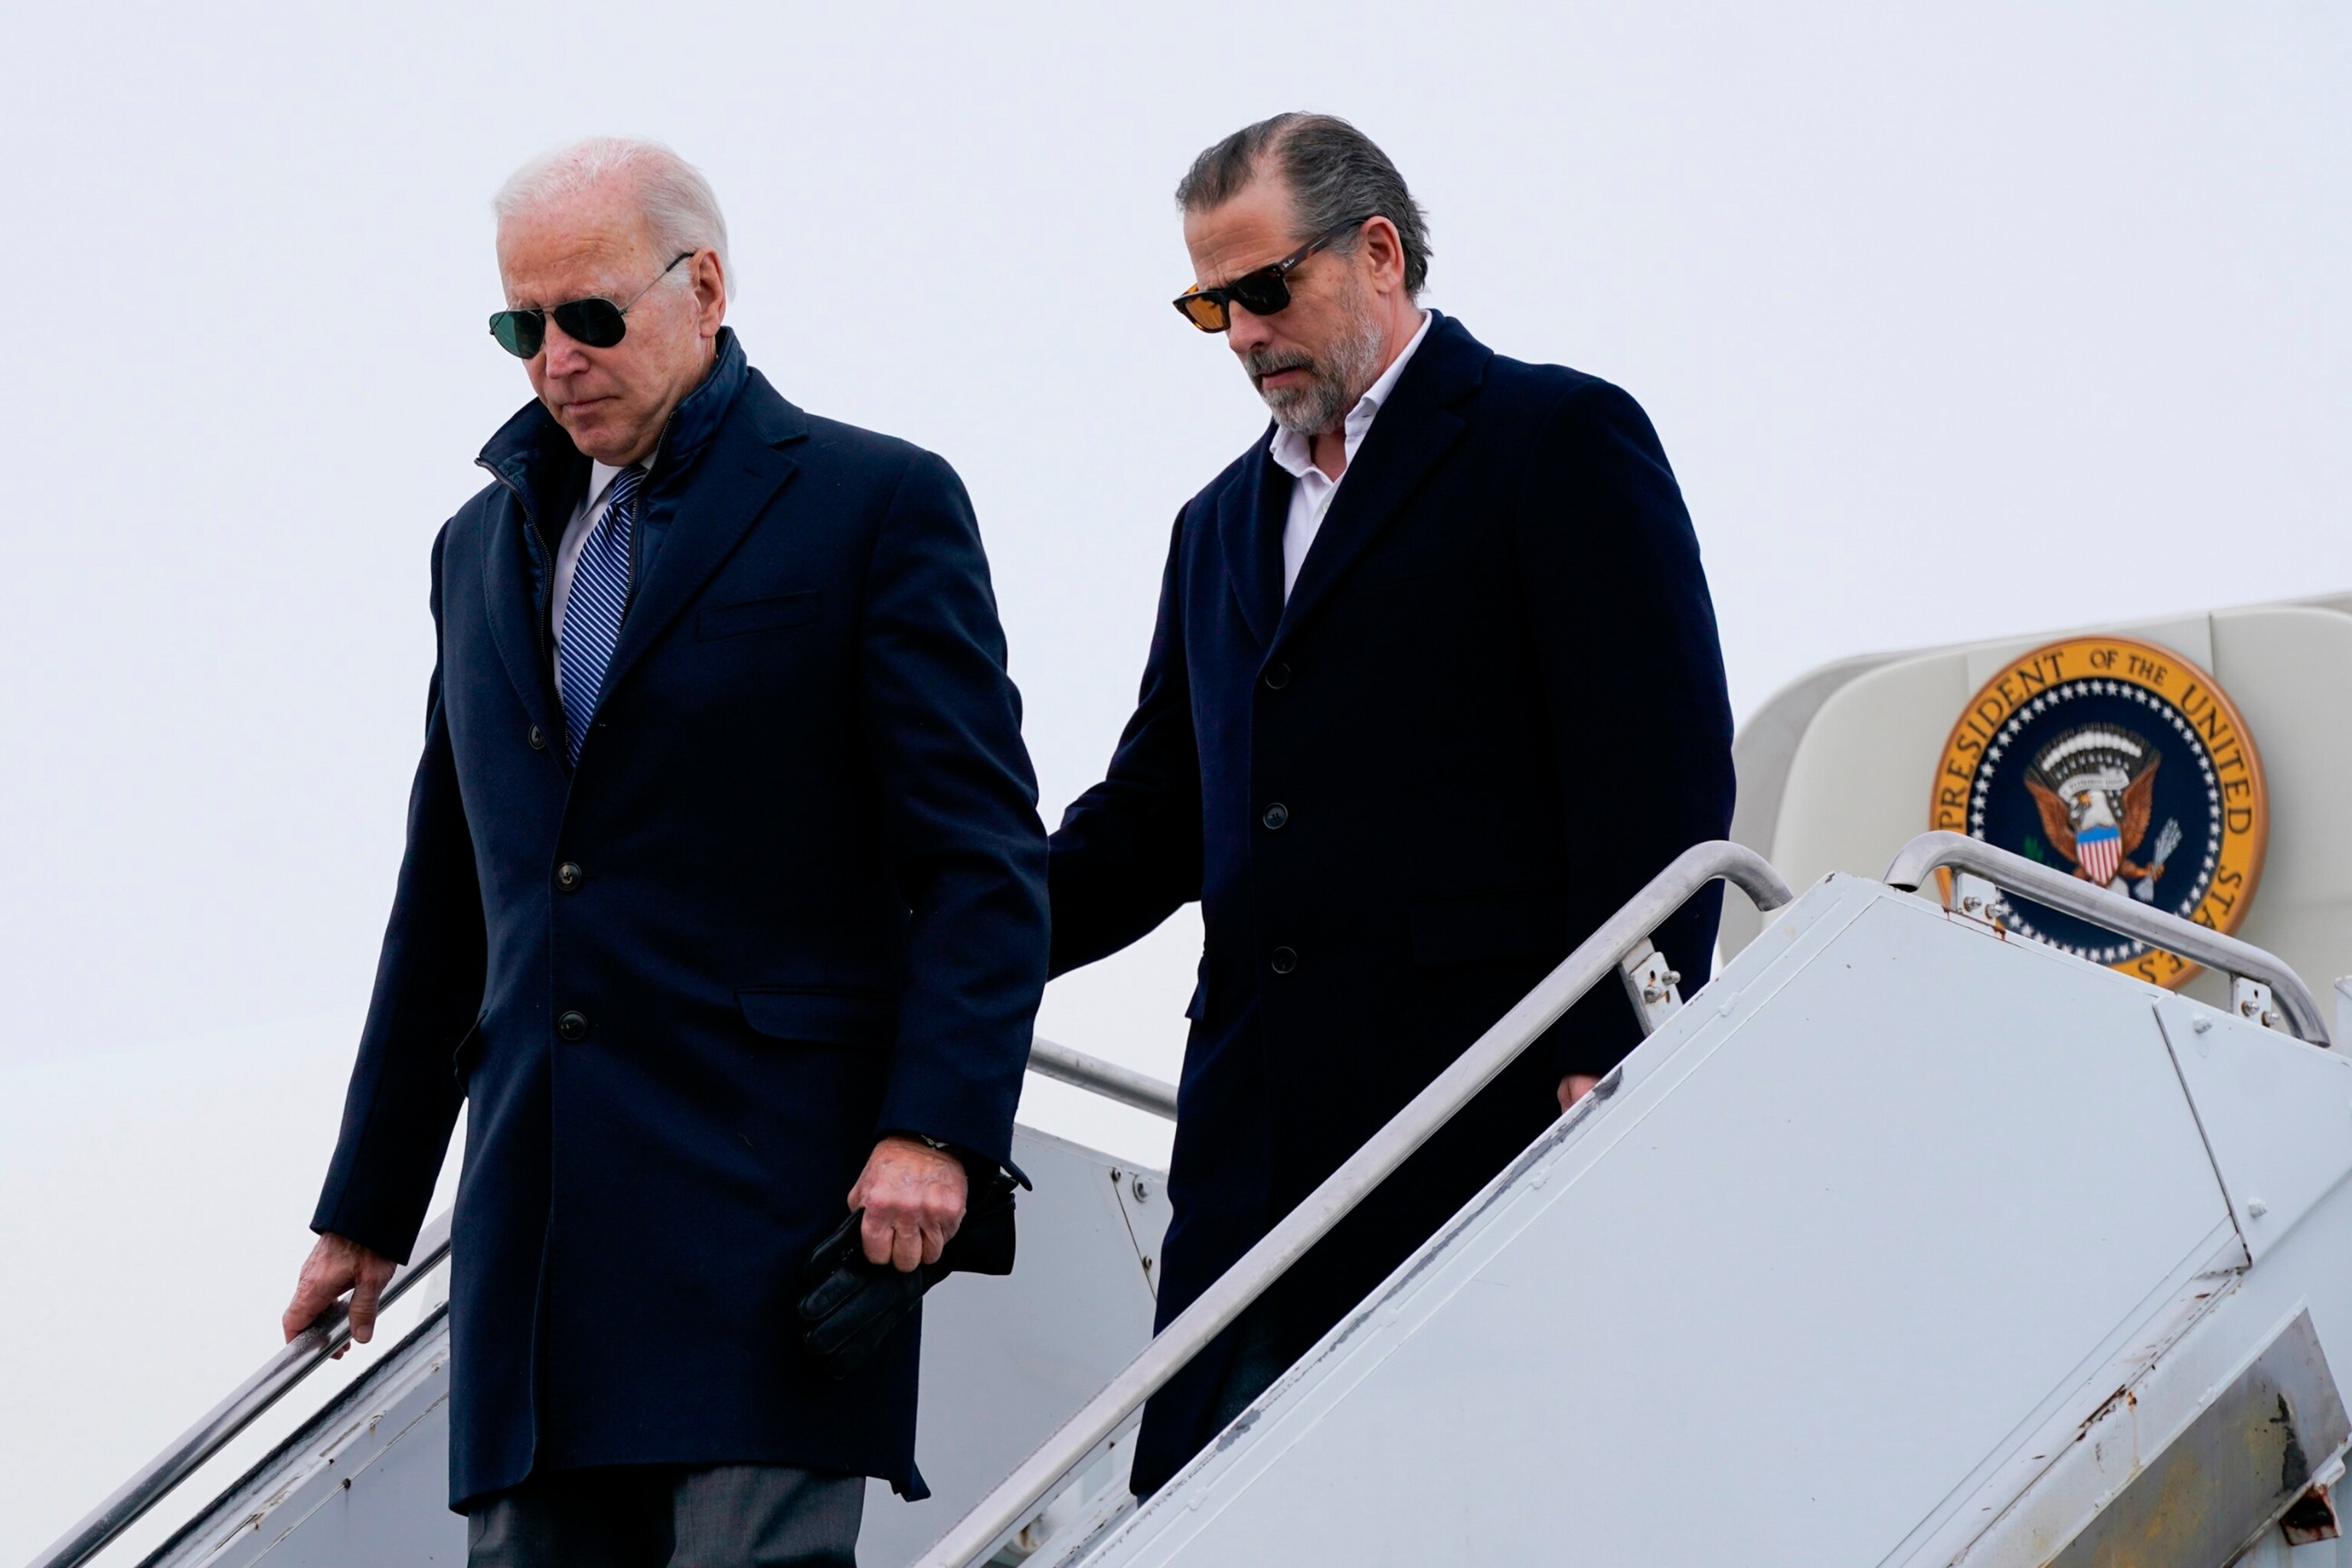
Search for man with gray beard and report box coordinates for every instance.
[1047,113,1736,1497]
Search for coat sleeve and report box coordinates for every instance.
[858,452,1050,1169]
[311,525,487,1262]
[1045,511,1206,978]
[1514,381,1736,1080]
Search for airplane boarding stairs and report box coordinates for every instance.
[31,1046,1178,1568]
[38,835,2352,1567]
[922,836,2352,1568]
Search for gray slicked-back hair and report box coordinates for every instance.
[1175,113,1431,296]
[495,136,732,297]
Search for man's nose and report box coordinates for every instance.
[541,320,592,377]
[1226,303,1275,355]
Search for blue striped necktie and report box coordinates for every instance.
[557,464,645,763]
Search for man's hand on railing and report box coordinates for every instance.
[850,1135,968,1272]
[1558,1073,1602,1114]
[283,1232,397,1357]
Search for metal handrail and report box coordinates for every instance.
[910,840,1794,1567]
[1028,1037,1180,1121]
[1883,830,2329,1046]
[29,1209,456,1568]
[28,1037,1173,1568]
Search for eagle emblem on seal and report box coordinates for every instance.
[2021,725,2180,898]
[1929,635,2269,988]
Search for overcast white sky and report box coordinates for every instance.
[2,2,2347,1557]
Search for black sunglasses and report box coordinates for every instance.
[488,251,694,358]
[1171,217,1370,333]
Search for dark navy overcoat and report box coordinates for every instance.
[1049,314,1736,1495]
[312,331,1048,1508]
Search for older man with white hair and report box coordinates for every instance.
[279,137,1050,1565]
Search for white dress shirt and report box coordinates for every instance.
[551,457,648,704]
[1266,310,1432,599]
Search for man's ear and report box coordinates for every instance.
[1360,216,1408,294]
[694,250,728,335]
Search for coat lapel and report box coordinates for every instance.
[1270,314,1488,656]
[593,374,807,703]
[1217,439,1288,652]
[481,501,560,744]
[474,403,578,748]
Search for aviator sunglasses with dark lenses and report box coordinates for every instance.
[1171,216,1370,333]
[488,251,694,358]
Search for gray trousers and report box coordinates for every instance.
[466,1464,864,1568]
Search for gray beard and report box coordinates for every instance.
[1250,305,1386,436]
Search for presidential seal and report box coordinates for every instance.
[1929,635,2268,988]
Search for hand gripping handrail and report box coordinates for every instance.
[1884,829,2329,1046]
[910,840,1793,1568]
[28,1038,1174,1568]
[29,1209,456,1568]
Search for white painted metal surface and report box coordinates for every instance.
[1056,873,2352,1567]
[2156,998,2352,1263]
[137,1127,1168,1568]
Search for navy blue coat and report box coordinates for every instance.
[1050,314,1735,1495]
[312,331,1048,1508]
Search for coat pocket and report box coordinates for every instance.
[737,986,897,1047]
[1407,883,1569,967]
[697,590,821,640]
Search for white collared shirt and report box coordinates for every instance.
[1266,310,1432,599]
[551,457,648,703]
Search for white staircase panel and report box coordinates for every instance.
[1076,879,2245,1568]
[2156,995,2352,1263]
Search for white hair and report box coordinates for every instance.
[494,136,731,297]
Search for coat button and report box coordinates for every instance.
[555,862,583,893]
[1262,802,1289,830]
[1269,947,1298,975]
[1263,662,1292,691]
[557,1010,590,1041]
[528,724,548,752]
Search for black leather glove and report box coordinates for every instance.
[797,1168,1018,1379]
